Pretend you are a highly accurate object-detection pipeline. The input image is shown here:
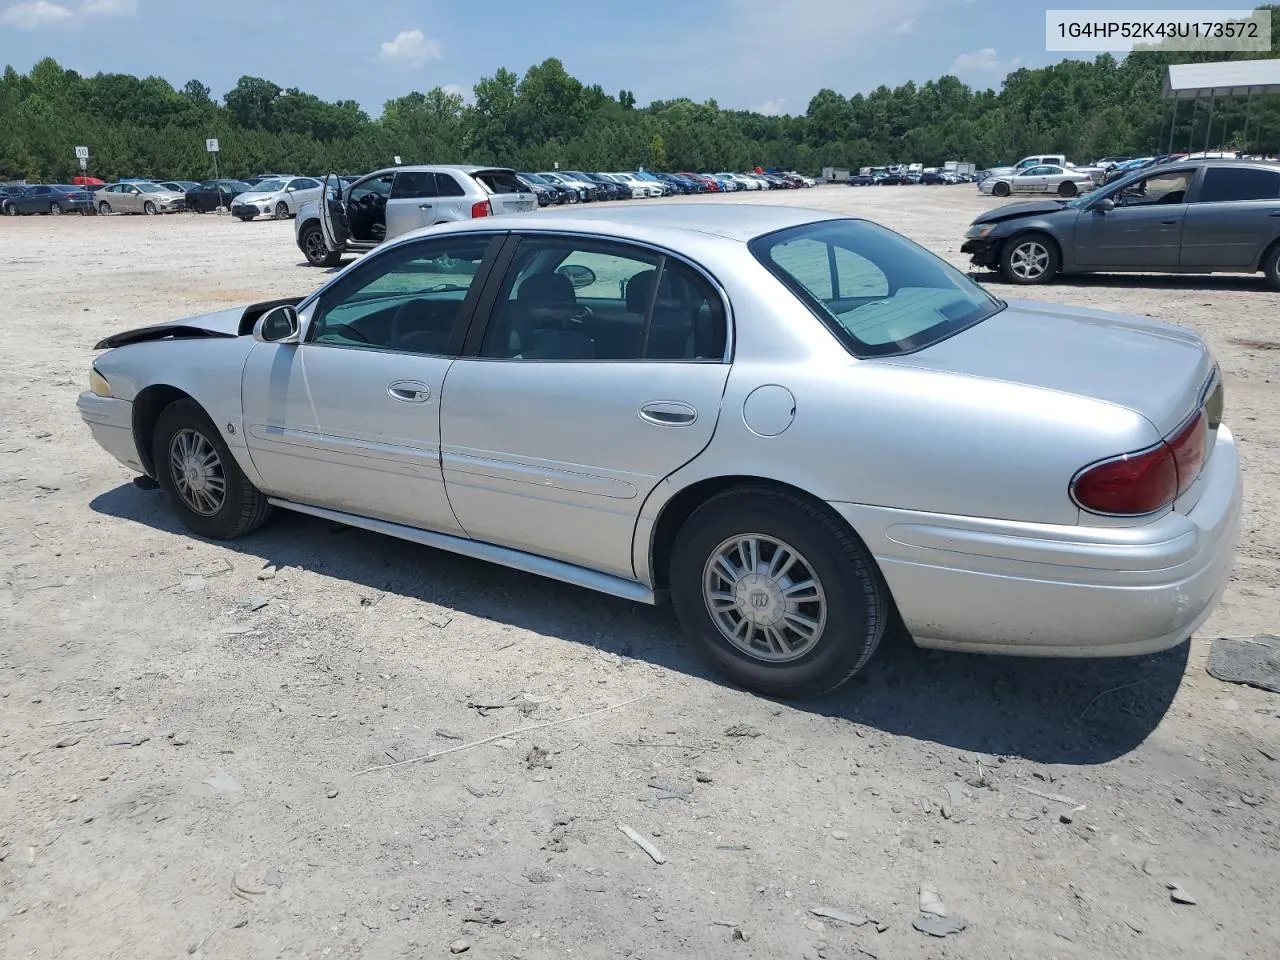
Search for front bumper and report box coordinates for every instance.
[960,236,1000,268]
[831,427,1243,658]
[231,203,264,218]
[77,392,143,473]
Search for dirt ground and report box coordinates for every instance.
[2,188,1278,960]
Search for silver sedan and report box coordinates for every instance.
[94,181,186,215]
[980,164,1096,198]
[77,205,1241,699]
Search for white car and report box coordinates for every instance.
[230,176,324,221]
[611,173,664,198]
[719,173,762,191]
[979,165,1096,198]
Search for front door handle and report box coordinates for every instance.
[639,400,697,426]
[418,203,433,210]
[1270,211,1280,217]
[1160,219,1179,225]
[388,380,431,403]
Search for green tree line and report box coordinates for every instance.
[2,8,1278,183]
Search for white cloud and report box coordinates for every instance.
[951,47,1022,73]
[894,18,915,34]
[0,0,72,29]
[378,29,443,69]
[81,0,137,16]
[754,98,786,116]
[441,82,473,104]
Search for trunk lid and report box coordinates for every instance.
[877,298,1214,438]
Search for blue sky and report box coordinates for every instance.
[0,0,1257,116]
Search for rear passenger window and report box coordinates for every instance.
[1198,167,1280,202]
[480,238,727,362]
[391,172,437,199]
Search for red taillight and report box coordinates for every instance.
[470,200,492,218]
[1071,409,1208,516]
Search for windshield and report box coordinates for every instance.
[248,179,286,193]
[520,172,546,184]
[750,218,1004,358]
[224,181,253,192]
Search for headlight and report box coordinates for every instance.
[89,367,111,397]
[965,224,995,239]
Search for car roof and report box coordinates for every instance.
[439,202,846,243]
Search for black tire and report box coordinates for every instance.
[1057,181,1077,198]
[49,202,63,215]
[98,201,112,215]
[668,486,888,699]
[999,231,1060,285]
[274,201,290,220]
[143,201,158,215]
[188,198,203,214]
[1263,242,1280,291]
[151,398,271,540]
[992,181,1011,197]
[300,222,341,267]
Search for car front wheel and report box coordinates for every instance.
[1000,233,1060,284]
[143,201,158,215]
[299,222,341,267]
[992,181,1011,197]
[151,398,271,540]
[669,487,888,699]
[275,201,290,219]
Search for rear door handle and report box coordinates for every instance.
[388,380,431,403]
[419,203,433,210]
[1160,218,1179,225]
[1270,211,1280,217]
[639,400,697,426]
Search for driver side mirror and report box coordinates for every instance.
[255,304,300,344]
[286,186,296,192]
[1091,197,1115,213]
[556,264,597,289]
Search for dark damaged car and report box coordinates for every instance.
[961,158,1280,288]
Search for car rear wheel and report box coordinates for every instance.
[143,201,158,215]
[1058,181,1078,197]
[992,181,1011,197]
[1000,233,1060,284]
[300,222,341,267]
[1262,242,1280,291]
[49,202,63,215]
[98,201,112,215]
[188,198,203,214]
[274,201,290,220]
[152,398,271,540]
[669,487,888,699]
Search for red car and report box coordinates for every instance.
[678,172,721,192]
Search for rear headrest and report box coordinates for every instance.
[625,269,658,314]
[517,271,576,305]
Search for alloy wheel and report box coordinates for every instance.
[168,428,227,516]
[1009,241,1050,281]
[702,533,827,663]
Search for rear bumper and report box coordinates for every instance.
[831,427,1243,658]
[77,392,143,473]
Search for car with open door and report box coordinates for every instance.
[294,165,537,267]
[963,158,1280,286]
[78,204,1240,701]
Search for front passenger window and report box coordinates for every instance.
[307,237,493,355]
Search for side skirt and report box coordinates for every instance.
[268,498,658,606]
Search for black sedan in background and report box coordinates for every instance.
[2,183,92,215]
[159,180,202,195]
[184,179,253,214]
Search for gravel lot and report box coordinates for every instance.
[2,188,1278,960]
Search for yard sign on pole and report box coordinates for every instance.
[206,138,220,180]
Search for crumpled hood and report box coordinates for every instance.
[971,199,1069,224]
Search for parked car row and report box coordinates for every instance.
[516,169,814,205]
[848,169,975,186]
